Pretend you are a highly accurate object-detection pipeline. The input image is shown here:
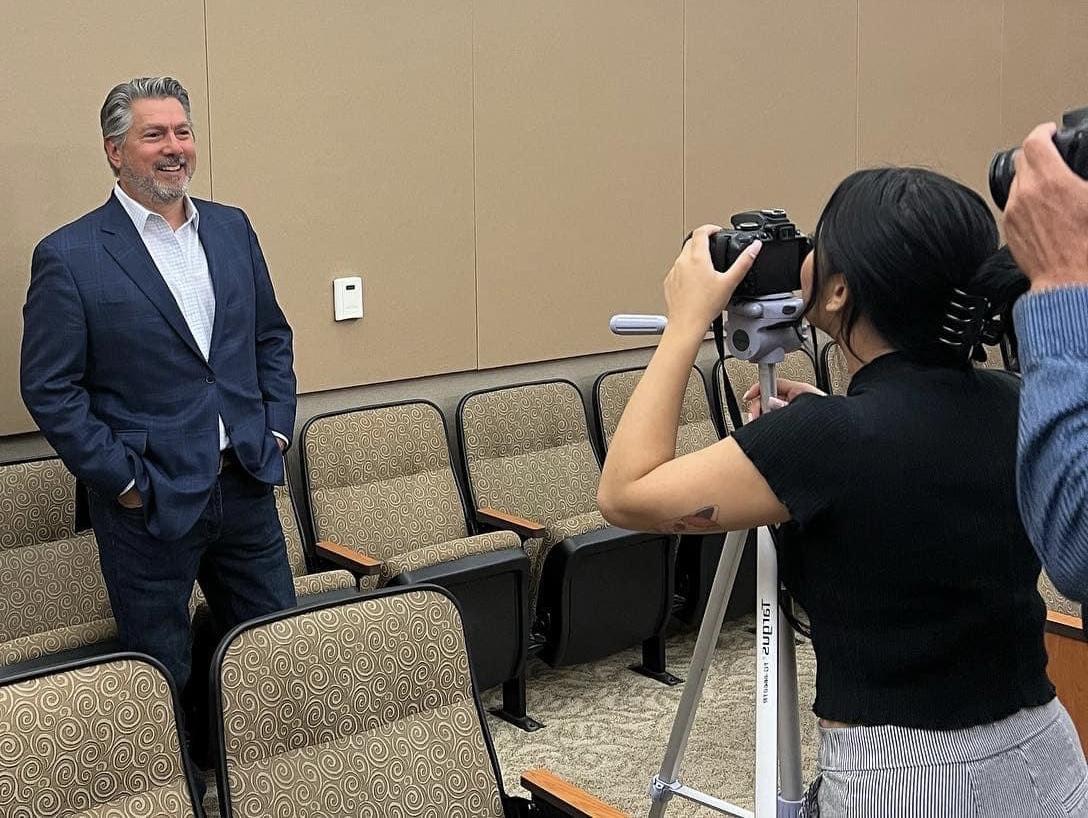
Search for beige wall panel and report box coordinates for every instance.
[858,0,1003,197]
[205,1,476,392]
[474,1,684,369]
[685,0,858,236]
[0,2,209,435]
[1002,0,1088,148]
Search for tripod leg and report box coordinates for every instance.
[754,526,779,818]
[776,603,804,817]
[648,528,748,818]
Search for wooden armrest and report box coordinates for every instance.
[1046,609,1086,641]
[477,507,546,538]
[315,540,382,576]
[521,769,628,818]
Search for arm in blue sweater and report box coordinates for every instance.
[1014,286,1088,601]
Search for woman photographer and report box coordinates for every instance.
[598,167,1088,817]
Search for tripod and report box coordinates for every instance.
[612,297,808,818]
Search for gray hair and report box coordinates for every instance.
[100,77,192,174]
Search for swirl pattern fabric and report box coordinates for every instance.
[304,404,472,563]
[274,483,308,578]
[217,590,504,817]
[460,383,600,526]
[381,530,521,583]
[822,342,851,396]
[597,368,719,456]
[0,657,195,818]
[0,460,117,667]
[1039,572,1081,619]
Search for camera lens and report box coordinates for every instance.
[988,148,1016,211]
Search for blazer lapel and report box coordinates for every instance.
[99,194,204,360]
[197,204,228,361]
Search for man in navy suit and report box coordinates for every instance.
[20,77,297,697]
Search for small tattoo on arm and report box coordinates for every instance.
[654,506,722,534]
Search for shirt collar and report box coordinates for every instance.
[113,182,199,233]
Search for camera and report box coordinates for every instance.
[704,209,811,299]
[989,106,1088,210]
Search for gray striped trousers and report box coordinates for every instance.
[799,698,1088,817]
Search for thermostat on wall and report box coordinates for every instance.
[334,276,363,321]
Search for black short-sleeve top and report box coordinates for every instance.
[731,351,1053,729]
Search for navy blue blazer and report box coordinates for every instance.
[20,193,297,541]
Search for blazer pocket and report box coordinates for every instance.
[115,429,148,455]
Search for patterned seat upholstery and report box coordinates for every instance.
[0,653,200,817]
[214,589,507,818]
[190,480,355,618]
[458,381,608,609]
[1040,571,1082,620]
[0,458,116,668]
[820,340,851,396]
[595,367,719,456]
[301,401,521,591]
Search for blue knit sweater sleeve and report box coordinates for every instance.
[1014,286,1088,602]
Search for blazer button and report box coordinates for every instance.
[206,376,216,384]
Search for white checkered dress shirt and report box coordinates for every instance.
[114,183,227,452]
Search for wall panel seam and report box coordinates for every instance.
[203,0,214,201]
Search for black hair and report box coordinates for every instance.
[809,167,1027,367]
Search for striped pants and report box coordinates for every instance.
[799,698,1088,817]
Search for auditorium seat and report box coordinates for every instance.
[593,366,728,624]
[0,456,119,679]
[714,348,822,431]
[211,586,624,817]
[301,400,535,729]
[0,652,203,817]
[457,379,678,682]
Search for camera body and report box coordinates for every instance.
[707,209,811,298]
[989,106,1088,209]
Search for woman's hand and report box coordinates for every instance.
[743,378,826,419]
[664,225,762,334]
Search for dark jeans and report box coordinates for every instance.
[88,461,297,695]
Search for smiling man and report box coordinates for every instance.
[19,77,298,723]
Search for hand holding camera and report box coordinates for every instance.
[663,224,762,334]
[1003,122,1088,291]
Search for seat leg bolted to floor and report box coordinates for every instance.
[491,674,545,732]
[630,633,682,686]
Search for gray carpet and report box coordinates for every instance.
[202,616,819,816]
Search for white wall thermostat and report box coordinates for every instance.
[333,276,364,321]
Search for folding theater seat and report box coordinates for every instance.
[211,586,624,817]
[0,652,204,817]
[301,400,535,729]
[593,366,726,624]
[0,456,119,680]
[457,379,678,683]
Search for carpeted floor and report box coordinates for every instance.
[202,616,819,816]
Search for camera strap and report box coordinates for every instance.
[713,314,746,431]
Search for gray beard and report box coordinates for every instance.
[120,165,192,205]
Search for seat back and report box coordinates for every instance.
[302,401,470,562]
[594,366,719,456]
[0,457,115,666]
[820,340,851,396]
[214,587,506,818]
[0,653,200,817]
[1040,571,1081,620]
[458,380,600,526]
[274,476,309,579]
